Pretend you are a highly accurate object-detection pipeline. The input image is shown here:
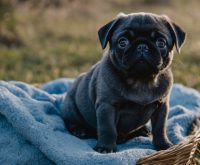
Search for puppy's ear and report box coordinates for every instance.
[168,22,186,53]
[163,16,186,53]
[98,14,124,49]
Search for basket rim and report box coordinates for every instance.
[137,129,200,165]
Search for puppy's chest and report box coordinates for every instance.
[122,82,164,105]
[115,100,158,112]
[114,101,158,124]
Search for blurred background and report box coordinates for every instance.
[0,0,200,90]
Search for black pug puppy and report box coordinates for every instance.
[62,12,186,153]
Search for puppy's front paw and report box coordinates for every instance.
[154,141,173,151]
[94,145,117,153]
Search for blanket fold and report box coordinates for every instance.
[0,78,200,165]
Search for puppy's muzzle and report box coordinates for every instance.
[136,43,149,63]
[137,44,149,56]
[122,39,163,73]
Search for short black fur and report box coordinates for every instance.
[62,12,186,153]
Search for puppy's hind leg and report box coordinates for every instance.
[117,125,151,144]
[130,125,151,137]
[67,124,97,139]
[63,100,96,139]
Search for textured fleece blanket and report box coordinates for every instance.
[0,78,200,165]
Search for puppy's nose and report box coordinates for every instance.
[137,44,149,54]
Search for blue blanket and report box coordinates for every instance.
[0,78,200,165]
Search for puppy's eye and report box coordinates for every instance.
[156,38,167,49]
[118,37,129,49]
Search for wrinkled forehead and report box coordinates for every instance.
[115,13,170,34]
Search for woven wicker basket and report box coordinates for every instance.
[137,128,200,165]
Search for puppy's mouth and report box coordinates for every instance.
[129,58,154,74]
[133,59,150,69]
[138,59,145,64]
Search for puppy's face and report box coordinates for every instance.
[98,13,186,79]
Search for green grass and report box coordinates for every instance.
[0,0,200,90]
